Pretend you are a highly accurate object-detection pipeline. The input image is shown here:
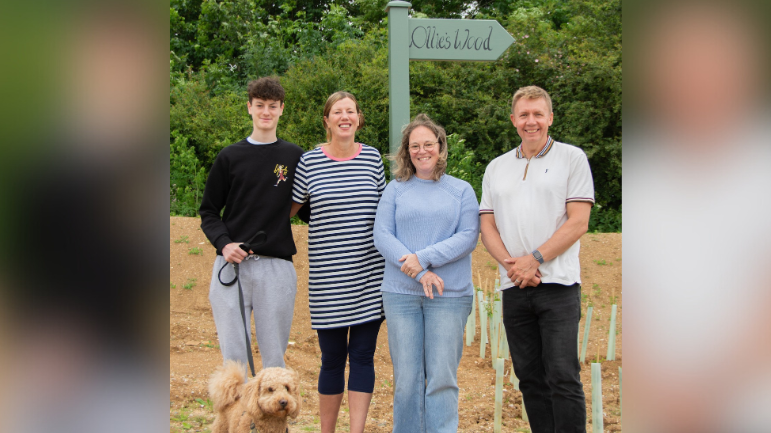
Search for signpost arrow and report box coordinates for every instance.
[385,1,515,160]
[408,18,515,61]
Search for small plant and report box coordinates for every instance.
[486,260,497,271]
[188,247,203,255]
[382,379,392,388]
[183,278,197,290]
[484,300,494,318]
[174,235,189,244]
[593,259,607,265]
[195,398,213,411]
[170,282,176,289]
[171,407,190,423]
[465,394,473,401]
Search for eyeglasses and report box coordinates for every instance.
[408,141,438,153]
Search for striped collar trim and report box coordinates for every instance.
[515,136,555,159]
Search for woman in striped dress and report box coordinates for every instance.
[290,91,385,433]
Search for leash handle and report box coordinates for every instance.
[239,230,267,254]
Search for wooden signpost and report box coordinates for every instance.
[385,1,515,155]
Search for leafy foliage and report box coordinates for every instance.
[170,131,207,216]
[445,133,482,199]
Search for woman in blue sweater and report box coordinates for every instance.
[373,114,480,432]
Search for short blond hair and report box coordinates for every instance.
[391,114,448,182]
[511,85,553,114]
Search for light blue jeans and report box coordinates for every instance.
[383,291,473,433]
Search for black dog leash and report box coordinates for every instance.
[218,230,267,377]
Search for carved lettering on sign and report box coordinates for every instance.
[409,25,493,51]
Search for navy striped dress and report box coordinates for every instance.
[292,143,386,329]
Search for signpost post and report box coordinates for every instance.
[385,1,515,156]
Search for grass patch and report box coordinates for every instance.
[170,282,176,289]
[174,235,189,244]
[171,407,190,424]
[188,247,203,255]
[195,398,213,411]
[183,278,197,290]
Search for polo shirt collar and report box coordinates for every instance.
[515,136,555,159]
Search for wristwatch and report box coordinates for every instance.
[532,249,544,264]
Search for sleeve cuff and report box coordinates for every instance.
[415,268,430,282]
[415,251,431,271]
[214,235,233,253]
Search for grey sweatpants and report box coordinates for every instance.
[209,254,297,369]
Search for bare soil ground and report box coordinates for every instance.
[170,216,622,432]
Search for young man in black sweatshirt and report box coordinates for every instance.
[199,77,304,370]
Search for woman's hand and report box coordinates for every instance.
[419,271,444,299]
[399,253,424,278]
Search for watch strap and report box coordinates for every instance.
[532,249,544,264]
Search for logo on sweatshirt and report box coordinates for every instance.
[274,164,288,186]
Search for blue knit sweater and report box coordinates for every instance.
[373,174,480,297]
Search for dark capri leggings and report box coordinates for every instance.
[316,318,383,394]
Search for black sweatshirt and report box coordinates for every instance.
[199,138,304,260]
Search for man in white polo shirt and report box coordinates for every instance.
[480,85,595,433]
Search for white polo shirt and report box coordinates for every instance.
[480,137,595,289]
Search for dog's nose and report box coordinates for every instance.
[280,399,287,407]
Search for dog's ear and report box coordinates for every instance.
[242,370,265,418]
[288,368,302,419]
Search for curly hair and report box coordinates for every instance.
[247,77,285,103]
[321,91,365,142]
[391,113,448,182]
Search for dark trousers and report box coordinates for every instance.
[502,283,586,433]
[316,318,383,394]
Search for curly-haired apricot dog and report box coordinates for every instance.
[209,360,301,433]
